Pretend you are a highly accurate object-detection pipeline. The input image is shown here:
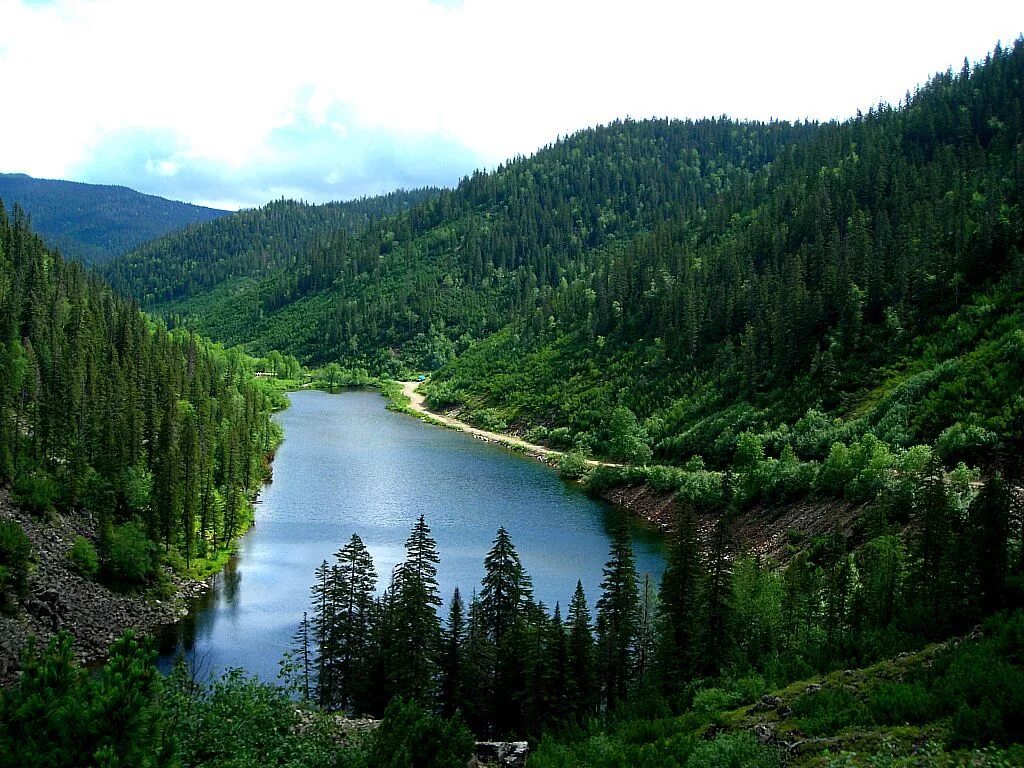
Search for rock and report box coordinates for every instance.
[475,741,529,768]
[761,695,781,707]
[804,683,822,694]
[754,723,775,744]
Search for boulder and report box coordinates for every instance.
[474,741,529,768]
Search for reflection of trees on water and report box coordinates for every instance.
[220,558,242,607]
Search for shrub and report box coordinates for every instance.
[104,521,156,587]
[68,536,99,578]
[558,452,589,480]
[868,682,938,725]
[792,688,870,736]
[12,470,59,514]
[0,519,32,607]
[691,687,741,717]
[686,732,778,768]
[367,698,474,768]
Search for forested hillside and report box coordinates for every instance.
[0,201,280,601]
[112,41,1024,478]
[101,189,439,306]
[0,173,227,264]
[108,119,819,368]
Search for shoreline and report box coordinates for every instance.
[392,380,621,469]
[0,490,216,684]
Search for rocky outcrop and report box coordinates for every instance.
[599,482,865,563]
[0,488,208,684]
[473,741,529,767]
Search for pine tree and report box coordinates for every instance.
[656,510,702,689]
[331,533,378,712]
[566,580,596,721]
[439,587,466,719]
[390,516,442,703]
[480,526,533,643]
[595,521,639,710]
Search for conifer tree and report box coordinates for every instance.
[596,521,639,710]
[439,587,466,719]
[566,580,597,720]
[656,510,702,689]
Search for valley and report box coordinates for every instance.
[1,32,1023,768]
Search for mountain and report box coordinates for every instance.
[0,173,228,263]
[108,40,1024,477]
[102,188,440,304]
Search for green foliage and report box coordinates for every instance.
[166,666,360,768]
[0,205,280,576]
[867,682,939,726]
[0,631,170,768]
[103,521,156,587]
[0,518,31,607]
[685,733,778,768]
[68,535,99,578]
[792,688,871,736]
[12,471,59,514]
[366,698,473,768]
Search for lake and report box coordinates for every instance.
[158,389,665,682]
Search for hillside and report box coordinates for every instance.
[0,173,227,263]
[101,188,440,305]
[113,41,1024,478]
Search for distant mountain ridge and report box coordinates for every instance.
[0,173,229,264]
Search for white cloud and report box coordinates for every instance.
[0,0,1021,208]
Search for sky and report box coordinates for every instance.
[0,0,1021,210]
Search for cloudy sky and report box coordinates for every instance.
[1,0,1021,210]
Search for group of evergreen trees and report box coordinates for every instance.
[0,204,280,585]
[294,464,1021,740]
[98,41,1024,478]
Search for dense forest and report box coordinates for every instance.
[0,174,227,264]
[102,189,439,305]
[0,203,280,598]
[105,42,1024,478]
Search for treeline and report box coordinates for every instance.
[291,465,1022,740]
[102,190,439,306]
[0,173,226,265]
[0,204,280,589]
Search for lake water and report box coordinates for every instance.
[157,389,664,682]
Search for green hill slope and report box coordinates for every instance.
[0,173,228,263]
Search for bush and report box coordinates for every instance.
[686,732,778,768]
[691,687,741,717]
[792,688,870,736]
[367,698,474,768]
[868,682,938,725]
[12,470,59,514]
[104,521,156,587]
[0,519,32,607]
[558,451,589,480]
[68,536,99,578]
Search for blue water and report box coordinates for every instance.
[158,389,664,682]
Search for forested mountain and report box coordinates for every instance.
[0,173,227,264]
[113,41,1024,475]
[111,118,819,367]
[101,189,439,305]
[0,201,279,588]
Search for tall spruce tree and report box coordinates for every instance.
[595,521,639,710]
[656,510,702,690]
